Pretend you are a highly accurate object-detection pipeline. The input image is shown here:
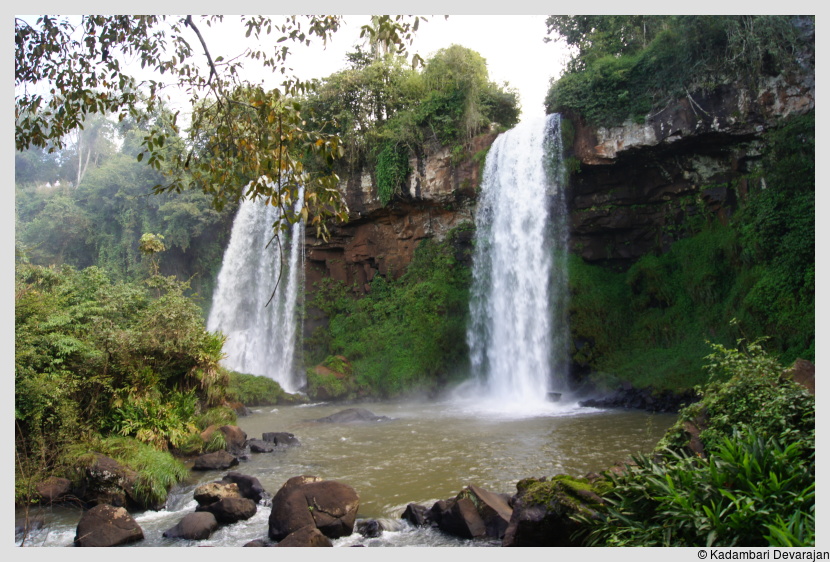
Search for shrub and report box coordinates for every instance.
[226,371,303,406]
[577,340,815,547]
[579,429,814,546]
[658,338,815,454]
[314,234,472,398]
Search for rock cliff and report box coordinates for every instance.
[304,43,814,280]
[565,42,814,266]
[304,132,497,295]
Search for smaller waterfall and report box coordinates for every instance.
[466,114,570,409]
[207,188,305,393]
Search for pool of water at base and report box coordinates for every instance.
[16,398,676,547]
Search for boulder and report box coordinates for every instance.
[194,482,241,507]
[219,425,248,455]
[786,358,815,395]
[77,454,143,509]
[221,472,267,503]
[401,503,432,527]
[162,512,218,540]
[268,475,359,541]
[35,476,72,504]
[74,504,144,547]
[502,476,604,547]
[276,526,333,547]
[459,484,514,539]
[243,539,268,546]
[356,519,383,538]
[311,408,391,424]
[435,497,487,539]
[262,431,301,448]
[15,516,45,540]
[196,497,257,524]
[247,439,275,453]
[193,450,239,471]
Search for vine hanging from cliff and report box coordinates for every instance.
[376,143,410,205]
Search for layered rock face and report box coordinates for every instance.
[566,54,814,267]
[304,46,814,280]
[304,132,497,296]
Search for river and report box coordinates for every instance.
[16,398,675,547]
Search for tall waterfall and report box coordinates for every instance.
[207,190,305,393]
[467,114,569,407]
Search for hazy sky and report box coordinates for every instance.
[193,15,571,121]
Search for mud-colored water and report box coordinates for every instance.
[16,398,675,547]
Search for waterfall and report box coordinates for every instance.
[466,114,569,407]
[207,188,305,393]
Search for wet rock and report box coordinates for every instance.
[579,385,697,413]
[243,539,268,547]
[401,503,431,527]
[356,519,383,538]
[35,476,72,504]
[196,497,257,524]
[15,516,44,539]
[268,475,359,541]
[219,425,247,455]
[437,497,487,539]
[502,476,604,547]
[192,450,239,471]
[75,454,144,509]
[74,504,144,547]
[460,484,513,539]
[162,512,218,540]
[194,482,241,507]
[247,439,275,453]
[262,431,301,447]
[221,472,267,503]
[311,408,391,424]
[275,525,333,547]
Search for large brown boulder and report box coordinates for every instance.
[76,454,144,509]
[219,425,248,455]
[196,497,257,524]
[268,475,359,541]
[262,431,301,448]
[502,476,604,547]
[193,450,239,471]
[162,512,218,541]
[436,497,487,539]
[193,482,241,507]
[74,504,144,547]
[459,484,514,539]
[276,526,334,547]
[401,503,432,527]
[35,476,72,504]
[221,472,267,503]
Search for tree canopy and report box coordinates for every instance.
[15,15,425,239]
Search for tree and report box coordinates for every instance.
[15,15,425,239]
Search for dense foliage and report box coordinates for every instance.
[14,260,230,504]
[568,112,814,390]
[15,15,429,237]
[577,341,814,546]
[15,111,235,311]
[302,46,520,204]
[226,371,307,406]
[307,230,473,398]
[545,15,809,126]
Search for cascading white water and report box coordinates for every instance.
[207,188,305,393]
[466,114,569,407]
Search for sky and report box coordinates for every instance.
[183,15,571,121]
